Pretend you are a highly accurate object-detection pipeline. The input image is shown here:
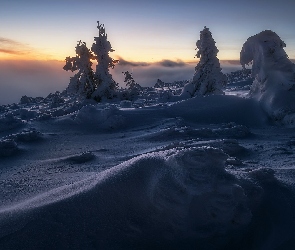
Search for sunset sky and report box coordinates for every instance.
[1,0,295,62]
[1,0,295,104]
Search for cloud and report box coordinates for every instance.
[220,60,241,65]
[0,57,245,105]
[0,37,32,56]
[112,59,243,87]
[111,61,195,87]
[117,57,187,68]
[0,37,22,45]
[0,60,70,105]
[157,59,186,67]
[0,48,27,55]
[118,57,150,67]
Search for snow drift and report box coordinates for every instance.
[1,144,295,249]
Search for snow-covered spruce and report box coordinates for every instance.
[154,79,165,88]
[240,30,295,123]
[91,22,119,101]
[63,22,118,101]
[19,95,44,105]
[63,41,96,98]
[122,71,142,100]
[182,26,227,97]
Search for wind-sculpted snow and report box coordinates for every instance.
[1,144,294,249]
[0,146,251,249]
[241,30,295,123]
[65,151,96,164]
[145,123,251,141]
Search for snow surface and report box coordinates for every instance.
[1,70,295,249]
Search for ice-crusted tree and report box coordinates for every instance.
[91,21,119,101]
[182,26,227,97]
[155,79,165,88]
[63,41,96,98]
[240,30,295,121]
[63,22,119,101]
[122,71,142,100]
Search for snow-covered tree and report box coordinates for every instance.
[91,21,119,101]
[63,41,96,98]
[123,71,142,100]
[182,26,227,97]
[63,22,119,101]
[240,30,295,122]
[154,79,165,88]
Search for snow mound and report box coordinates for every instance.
[149,147,252,234]
[19,108,38,120]
[0,146,252,249]
[7,129,43,142]
[0,139,18,157]
[1,143,295,249]
[120,100,132,108]
[240,30,295,123]
[65,151,95,164]
[0,113,24,132]
[168,95,268,127]
[75,104,126,130]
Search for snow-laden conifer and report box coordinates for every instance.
[63,22,118,101]
[182,27,226,97]
[91,22,119,101]
[123,71,142,99]
[154,79,165,88]
[63,41,96,98]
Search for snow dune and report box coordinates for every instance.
[1,142,295,249]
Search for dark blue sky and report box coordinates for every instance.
[1,0,295,61]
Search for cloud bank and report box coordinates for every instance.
[0,37,32,56]
[0,58,243,105]
[0,60,71,105]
